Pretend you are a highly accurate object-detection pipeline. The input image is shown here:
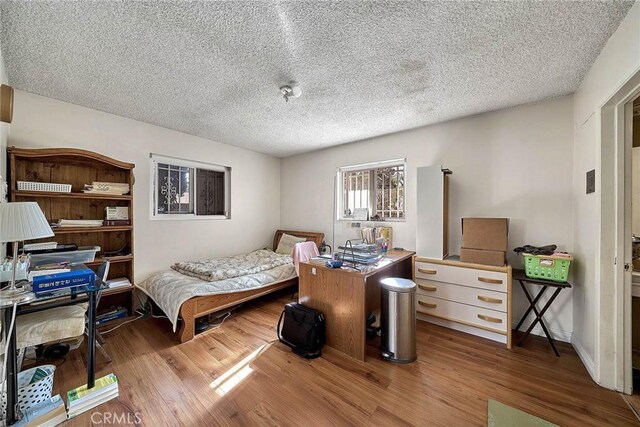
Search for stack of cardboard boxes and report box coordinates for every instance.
[459,218,509,266]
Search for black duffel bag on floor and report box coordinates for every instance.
[277,303,325,359]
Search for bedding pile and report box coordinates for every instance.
[171,249,292,281]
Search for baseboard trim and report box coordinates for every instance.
[572,333,598,383]
[512,321,572,343]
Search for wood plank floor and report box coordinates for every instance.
[28,289,638,426]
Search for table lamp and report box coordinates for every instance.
[1,202,54,302]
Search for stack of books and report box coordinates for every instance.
[103,219,131,226]
[105,206,129,220]
[13,394,67,427]
[67,373,119,419]
[56,219,104,228]
[23,242,58,251]
[96,306,129,325]
[105,277,132,289]
[28,267,71,281]
[32,266,95,294]
[82,181,130,195]
[104,206,130,226]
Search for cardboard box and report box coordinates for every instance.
[460,248,506,267]
[461,218,509,251]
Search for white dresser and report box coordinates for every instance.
[412,256,512,348]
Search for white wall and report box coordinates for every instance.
[572,1,640,389]
[9,91,282,282]
[281,96,575,341]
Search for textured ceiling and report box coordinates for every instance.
[0,1,634,157]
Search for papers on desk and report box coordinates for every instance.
[336,252,383,265]
[337,242,379,253]
[307,256,331,265]
[336,242,384,265]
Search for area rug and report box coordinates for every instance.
[488,400,558,427]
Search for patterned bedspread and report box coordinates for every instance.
[138,261,295,331]
[171,249,293,281]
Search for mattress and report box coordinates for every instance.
[137,262,296,331]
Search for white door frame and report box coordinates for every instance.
[604,71,640,394]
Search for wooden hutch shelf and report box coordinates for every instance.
[13,190,132,201]
[85,255,134,267]
[100,285,135,297]
[52,226,133,235]
[8,146,136,320]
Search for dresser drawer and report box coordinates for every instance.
[414,261,508,293]
[416,295,508,334]
[415,279,507,312]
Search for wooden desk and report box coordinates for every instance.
[298,250,415,362]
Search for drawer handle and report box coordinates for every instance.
[478,277,503,285]
[418,268,437,275]
[418,284,437,292]
[418,301,437,309]
[477,295,503,304]
[477,314,502,323]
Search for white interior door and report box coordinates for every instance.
[623,99,634,394]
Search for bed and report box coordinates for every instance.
[137,230,324,343]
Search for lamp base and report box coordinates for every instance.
[0,285,35,304]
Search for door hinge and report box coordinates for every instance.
[625,263,631,272]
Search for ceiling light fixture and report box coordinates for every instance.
[280,84,301,102]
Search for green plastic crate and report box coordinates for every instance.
[523,253,572,283]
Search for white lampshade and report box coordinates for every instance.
[0,202,54,243]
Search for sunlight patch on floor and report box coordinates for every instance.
[210,343,268,396]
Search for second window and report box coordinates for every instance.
[339,159,405,221]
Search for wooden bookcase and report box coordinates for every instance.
[7,147,136,322]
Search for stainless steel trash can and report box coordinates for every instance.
[380,277,417,363]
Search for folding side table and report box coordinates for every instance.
[513,269,571,357]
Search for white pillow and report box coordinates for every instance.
[276,233,306,255]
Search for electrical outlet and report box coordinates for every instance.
[586,169,595,194]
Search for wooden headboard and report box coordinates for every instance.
[273,230,324,251]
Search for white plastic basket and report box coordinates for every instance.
[1,365,56,414]
[17,181,72,193]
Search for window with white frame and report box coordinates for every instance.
[151,154,231,219]
[338,159,406,221]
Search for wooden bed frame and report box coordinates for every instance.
[177,229,324,342]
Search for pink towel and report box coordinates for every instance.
[292,241,320,275]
